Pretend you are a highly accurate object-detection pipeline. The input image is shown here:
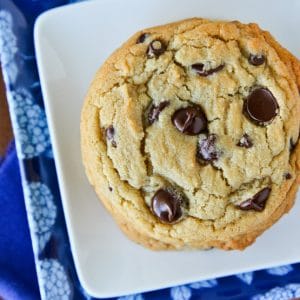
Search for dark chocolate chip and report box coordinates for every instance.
[243,88,279,125]
[284,173,292,180]
[191,63,225,77]
[237,134,253,148]
[238,187,271,211]
[151,189,182,223]
[147,39,166,58]
[106,125,114,139]
[148,101,170,125]
[197,134,220,162]
[109,186,113,192]
[136,33,149,44]
[172,106,207,135]
[105,125,117,147]
[290,138,298,152]
[248,54,265,66]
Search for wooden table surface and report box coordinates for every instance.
[0,71,13,156]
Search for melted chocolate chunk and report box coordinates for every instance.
[172,106,207,135]
[197,134,220,162]
[248,54,265,66]
[237,134,253,148]
[148,101,170,125]
[105,125,117,147]
[151,189,182,223]
[191,63,225,77]
[243,88,279,125]
[238,187,271,211]
[284,173,292,180]
[147,39,166,58]
[136,33,149,44]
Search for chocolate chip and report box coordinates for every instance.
[108,186,113,192]
[243,88,279,125]
[248,54,265,66]
[237,134,253,148]
[238,187,271,211]
[197,134,220,162]
[172,106,207,135]
[136,33,149,44]
[147,39,166,58]
[106,125,114,139]
[284,173,292,180]
[191,63,225,76]
[151,189,182,223]
[105,125,117,147]
[148,101,170,125]
[290,138,298,152]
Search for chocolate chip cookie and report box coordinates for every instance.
[81,18,300,250]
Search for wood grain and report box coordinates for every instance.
[0,70,13,156]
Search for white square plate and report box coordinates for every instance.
[34,0,300,297]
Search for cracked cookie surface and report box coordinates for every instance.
[81,18,300,250]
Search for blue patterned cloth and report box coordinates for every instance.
[0,142,39,300]
[0,0,300,299]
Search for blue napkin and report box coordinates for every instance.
[0,141,40,300]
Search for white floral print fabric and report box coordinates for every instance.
[9,88,52,158]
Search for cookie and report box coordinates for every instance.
[81,18,300,250]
